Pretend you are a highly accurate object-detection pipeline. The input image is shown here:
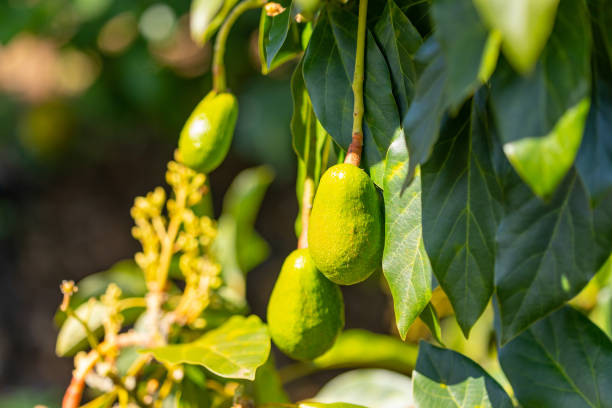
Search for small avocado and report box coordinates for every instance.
[178,91,238,174]
[308,164,384,285]
[267,249,344,361]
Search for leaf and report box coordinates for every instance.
[315,369,413,408]
[190,0,238,45]
[303,6,400,186]
[402,39,448,184]
[412,342,513,408]
[382,131,432,339]
[79,391,117,408]
[54,260,146,326]
[499,307,612,408]
[489,0,591,197]
[593,190,612,269]
[213,166,274,304]
[431,0,500,109]
[421,93,503,335]
[253,356,290,404]
[56,300,108,357]
[472,0,560,73]
[373,0,422,117]
[300,403,368,408]
[148,315,270,381]
[495,169,596,344]
[576,23,612,202]
[258,1,302,74]
[418,303,444,346]
[280,330,418,383]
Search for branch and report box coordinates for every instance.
[344,0,368,167]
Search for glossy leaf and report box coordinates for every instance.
[315,369,413,408]
[373,0,422,117]
[148,315,270,381]
[259,1,302,74]
[402,39,448,183]
[576,22,612,202]
[412,342,513,408]
[472,0,559,73]
[489,0,591,197]
[382,131,432,339]
[495,169,596,344]
[432,0,500,108]
[56,300,108,357]
[500,307,612,408]
[421,94,503,335]
[303,6,400,186]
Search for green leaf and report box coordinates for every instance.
[576,24,612,202]
[79,391,117,408]
[412,342,513,408]
[382,131,432,339]
[312,329,417,374]
[421,94,503,335]
[54,260,146,326]
[402,39,448,184]
[190,0,238,45]
[315,369,412,408]
[56,300,108,357]
[495,169,596,344]
[303,6,400,186]
[147,315,270,381]
[489,0,591,197]
[499,307,612,408]
[472,0,560,74]
[593,190,612,269]
[253,356,290,404]
[300,403,368,408]
[258,1,302,74]
[373,0,422,117]
[432,0,500,109]
[419,302,444,346]
[213,166,274,305]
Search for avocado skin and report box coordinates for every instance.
[178,91,238,174]
[308,164,383,285]
[267,249,344,361]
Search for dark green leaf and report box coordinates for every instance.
[576,21,612,202]
[421,94,503,335]
[472,0,560,73]
[258,1,302,73]
[432,0,500,108]
[303,6,400,186]
[402,39,448,183]
[419,302,444,346]
[593,190,612,269]
[495,169,596,344]
[413,342,513,408]
[373,0,422,117]
[147,315,270,381]
[499,307,612,408]
[315,369,412,408]
[489,0,591,197]
[382,131,432,339]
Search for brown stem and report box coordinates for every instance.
[344,131,363,166]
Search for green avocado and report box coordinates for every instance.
[308,164,384,285]
[178,91,238,174]
[267,249,344,361]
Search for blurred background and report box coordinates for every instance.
[0,0,393,405]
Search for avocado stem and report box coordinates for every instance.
[297,177,315,249]
[344,0,368,167]
[213,0,267,92]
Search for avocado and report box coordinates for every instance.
[267,249,344,360]
[308,164,383,285]
[178,91,238,174]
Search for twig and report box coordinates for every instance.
[297,177,315,249]
[344,0,368,167]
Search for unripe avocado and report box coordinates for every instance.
[308,164,384,285]
[178,91,238,173]
[267,249,344,361]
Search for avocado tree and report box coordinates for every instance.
[55,0,612,407]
